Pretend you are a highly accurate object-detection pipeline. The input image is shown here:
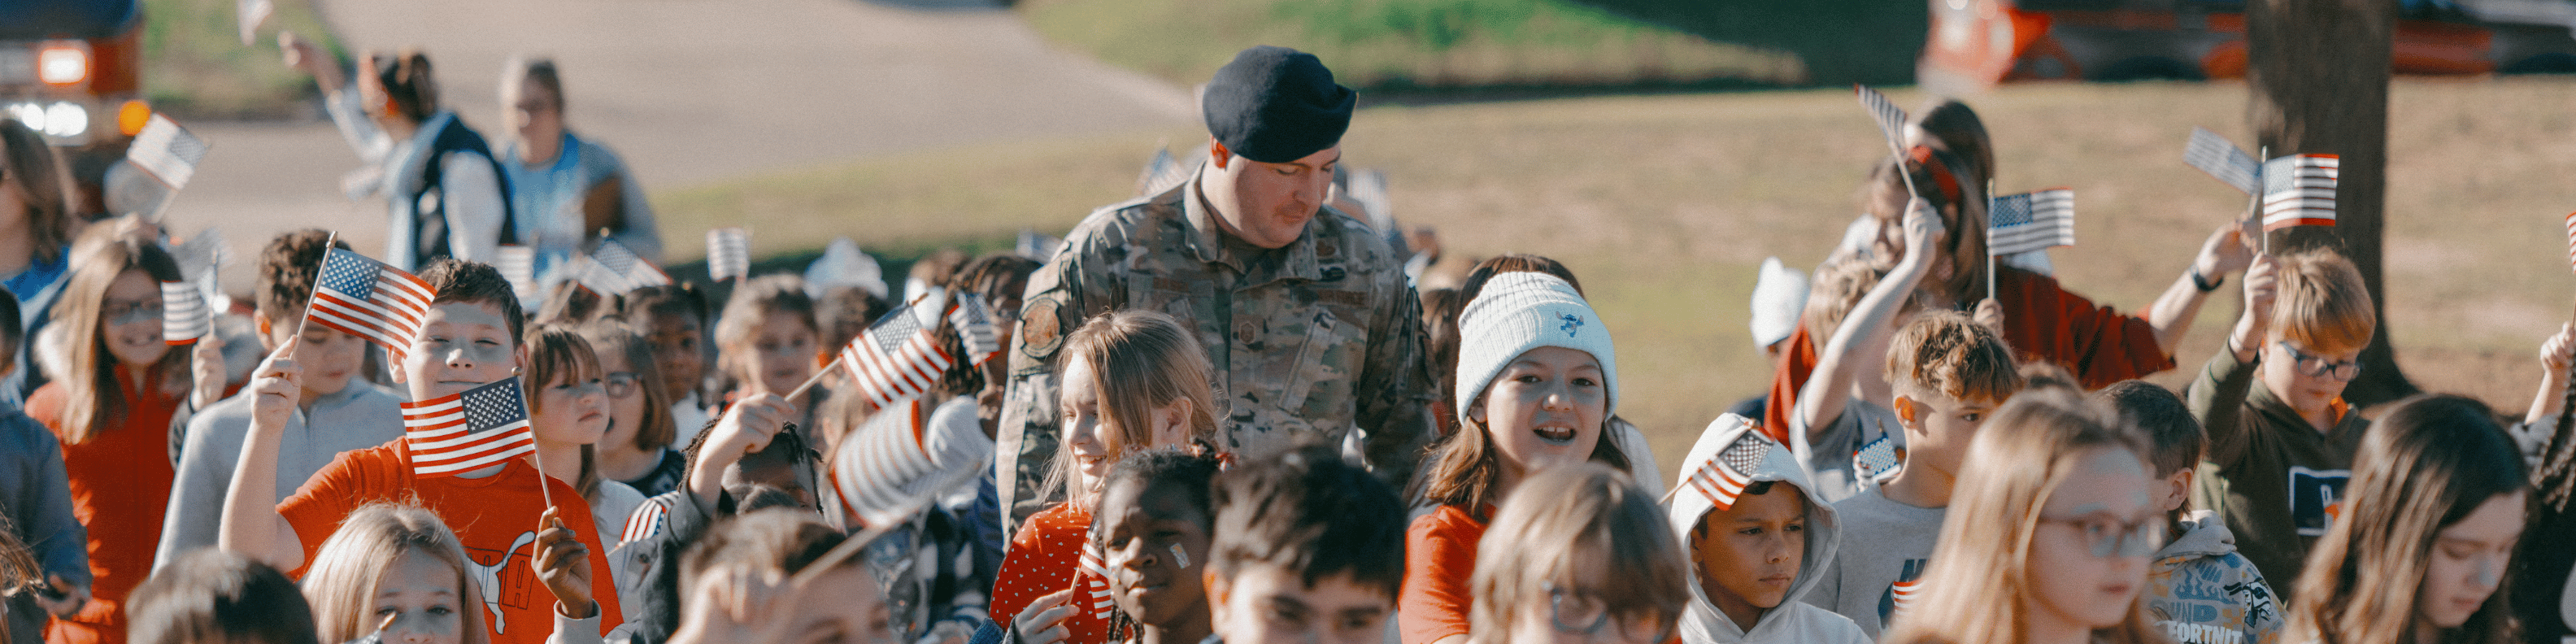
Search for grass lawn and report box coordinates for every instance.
[657,78,2576,485]
[141,0,341,119]
[1016,0,1805,92]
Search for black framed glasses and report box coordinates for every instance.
[1544,582,1672,642]
[2275,341,2362,381]
[2038,514,2165,558]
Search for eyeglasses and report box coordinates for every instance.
[604,372,640,398]
[102,298,163,325]
[1544,582,1672,643]
[2275,342,2362,381]
[2039,514,2165,558]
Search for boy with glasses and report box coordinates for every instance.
[2186,249,2374,599]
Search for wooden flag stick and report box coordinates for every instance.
[784,353,846,403]
[283,232,338,362]
[526,378,557,511]
[1986,179,1999,303]
[2256,146,2270,256]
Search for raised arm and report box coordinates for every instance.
[2145,217,2258,355]
[1795,199,1938,442]
[686,394,793,514]
[218,342,310,570]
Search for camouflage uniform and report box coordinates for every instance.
[996,172,1435,528]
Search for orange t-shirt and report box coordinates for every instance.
[31,372,180,644]
[1399,504,1488,644]
[990,503,1112,644]
[280,442,624,644]
[1762,266,2173,442]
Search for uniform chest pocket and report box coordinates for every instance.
[1277,306,1368,420]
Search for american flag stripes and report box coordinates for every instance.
[1986,189,2077,257]
[564,255,636,295]
[401,377,537,477]
[1891,578,1922,615]
[2563,211,2576,274]
[829,397,993,529]
[308,248,434,359]
[1855,85,1909,153]
[494,245,536,301]
[1077,542,1116,623]
[2260,154,2339,231]
[949,293,1003,366]
[2184,128,2260,194]
[129,115,211,190]
[1685,430,1777,511]
[838,301,955,408]
[593,238,671,288]
[707,228,751,282]
[161,281,211,345]
[624,496,672,544]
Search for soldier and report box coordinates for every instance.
[996,46,1436,529]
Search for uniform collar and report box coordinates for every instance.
[1181,171,1326,283]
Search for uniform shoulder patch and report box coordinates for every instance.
[1021,295,1068,360]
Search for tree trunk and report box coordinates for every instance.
[2247,0,2414,407]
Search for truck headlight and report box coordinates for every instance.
[43,102,85,137]
[36,44,87,86]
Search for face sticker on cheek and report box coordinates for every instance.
[1170,544,1190,569]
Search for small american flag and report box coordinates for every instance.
[1686,431,1776,511]
[402,377,537,477]
[308,248,435,359]
[1856,85,1909,153]
[1853,434,1901,483]
[564,255,637,295]
[839,301,955,407]
[494,245,536,302]
[1986,189,2077,257]
[1891,578,1922,615]
[129,115,211,190]
[707,228,751,282]
[623,495,672,544]
[1077,542,1116,622]
[2562,211,2576,275]
[2184,128,2260,194]
[2260,154,2339,231]
[161,281,211,345]
[594,238,671,288]
[949,293,1003,366]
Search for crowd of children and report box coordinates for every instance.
[2,39,2575,644]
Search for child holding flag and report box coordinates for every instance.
[29,233,213,644]
[215,257,625,644]
[992,310,1221,644]
[2185,249,2374,594]
[1668,415,1871,644]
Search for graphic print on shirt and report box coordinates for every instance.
[463,530,541,634]
[2149,555,2282,644]
[1878,558,1929,627]
[2286,466,2351,537]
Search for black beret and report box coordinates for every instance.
[1203,46,1356,164]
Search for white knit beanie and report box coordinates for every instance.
[1454,272,1617,417]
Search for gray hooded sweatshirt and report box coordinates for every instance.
[1668,414,1872,644]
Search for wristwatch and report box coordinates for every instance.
[2190,267,2225,293]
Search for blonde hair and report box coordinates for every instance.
[1046,310,1220,509]
[50,229,190,444]
[1468,463,1689,642]
[2285,394,2526,644]
[301,503,493,644]
[1881,388,2161,644]
[526,324,605,501]
[2268,248,2375,355]
[1804,258,1889,343]
[1886,310,2022,406]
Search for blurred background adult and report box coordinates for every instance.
[280,33,515,272]
[498,55,664,281]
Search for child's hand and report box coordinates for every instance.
[1970,298,2004,336]
[2541,323,2575,376]
[531,507,598,620]
[189,332,228,409]
[2195,219,2256,280]
[33,574,86,618]
[1012,588,1077,644]
[246,341,303,429]
[711,394,797,459]
[2230,255,2278,363]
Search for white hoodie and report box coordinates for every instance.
[1667,414,1873,644]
